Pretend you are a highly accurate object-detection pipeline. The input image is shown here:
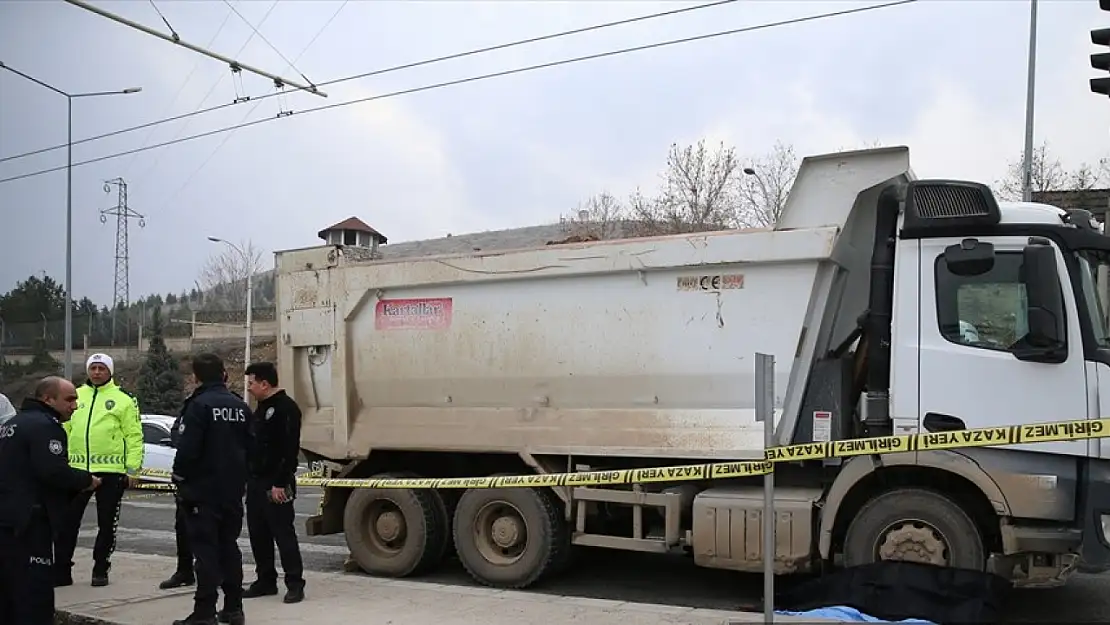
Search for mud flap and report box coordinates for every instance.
[774,561,1011,623]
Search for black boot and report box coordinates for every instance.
[217,608,246,624]
[91,563,110,587]
[173,615,216,625]
[160,570,196,590]
[241,581,277,598]
[283,583,304,604]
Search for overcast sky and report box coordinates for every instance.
[1,0,1108,306]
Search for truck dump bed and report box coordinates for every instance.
[276,147,914,461]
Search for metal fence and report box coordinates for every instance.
[193,307,277,324]
[0,310,193,354]
[0,306,279,356]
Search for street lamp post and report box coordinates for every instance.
[1021,0,1039,203]
[0,61,141,380]
[207,237,252,394]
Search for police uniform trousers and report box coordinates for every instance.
[184,501,244,618]
[172,494,194,575]
[246,478,304,588]
[54,472,128,579]
[0,511,57,625]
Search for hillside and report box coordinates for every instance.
[1,338,277,409]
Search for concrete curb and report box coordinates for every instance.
[55,611,123,625]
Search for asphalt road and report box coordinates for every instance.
[74,487,1110,622]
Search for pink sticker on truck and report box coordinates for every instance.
[375,298,453,330]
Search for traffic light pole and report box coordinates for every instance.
[1091,1,1110,98]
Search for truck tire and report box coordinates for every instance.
[453,487,568,589]
[843,487,985,571]
[343,473,451,578]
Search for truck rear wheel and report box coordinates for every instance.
[453,487,568,589]
[843,487,985,571]
[343,473,450,578]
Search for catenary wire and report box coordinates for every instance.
[147,0,179,40]
[0,0,736,165]
[223,0,314,87]
[121,2,237,179]
[0,0,918,186]
[130,0,280,184]
[158,0,348,209]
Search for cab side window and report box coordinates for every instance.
[935,251,1036,351]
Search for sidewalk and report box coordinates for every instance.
[55,548,818,624]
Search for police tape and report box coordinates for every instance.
[131,417,1110,492]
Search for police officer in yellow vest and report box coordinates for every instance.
[53,353,144,588]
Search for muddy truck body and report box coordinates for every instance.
[277,147,1110,589]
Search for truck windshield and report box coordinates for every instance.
[1075,250,1110,349]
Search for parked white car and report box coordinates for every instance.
[140,414,177,484]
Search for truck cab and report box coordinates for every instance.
[775,170,1110,587]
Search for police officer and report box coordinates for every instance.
[171,354,251,625]
[55,353,144,587]
[0,377,100,624]
[242,361,305,604]
[159,382,202,591]
[160,369,238,593]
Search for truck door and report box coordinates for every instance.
[916,236,1089,458]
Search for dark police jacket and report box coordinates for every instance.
[249,389,302,489]
[169,386,201,449]
[171,382,251,506]
[0,399,93,534]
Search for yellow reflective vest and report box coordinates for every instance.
[65,380,144,475]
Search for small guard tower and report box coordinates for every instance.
[318,217,388,256]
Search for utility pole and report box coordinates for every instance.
[1020,0,1039,203]
[0,62,140,379]
[207,237,253,394]
[100,178,145,346]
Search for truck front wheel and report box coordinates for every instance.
[453,487,568,589]
[843,487,985,571]
[342,474,450,578]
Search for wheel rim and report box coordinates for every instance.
[873,519,950,566]
[473,500,528,565]
[363,499,408,557]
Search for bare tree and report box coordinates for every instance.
[629,140,741,235]
[1069,161,1106,192]
[736,141,799,228]
[995,141,1075,201]
[198,239,264,311]
[562,192,628,241]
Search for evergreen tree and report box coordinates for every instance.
[136,307,184,415]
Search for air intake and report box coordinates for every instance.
[902,180,1002,233]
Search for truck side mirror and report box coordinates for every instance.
[1015,241,1067,363]
[944,239,995,276]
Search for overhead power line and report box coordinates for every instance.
[0,0,918,187]
[120,1,237,179]
[61,0,326,97]
[147,0,179,40]
[157,0,349,209]
[222,0,315,88]
[130,0,279,185]
[0,0,737,165]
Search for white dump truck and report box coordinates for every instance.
[276,146,1110,590]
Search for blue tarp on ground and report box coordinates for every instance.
[776,606,936,623]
